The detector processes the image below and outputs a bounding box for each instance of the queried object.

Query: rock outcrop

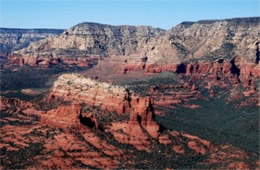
[40,104,101,129]
[129,94,160,138]
[122,57,260,88]
[108,95,160,151]
[48,73,132,114]
[40,104,82,128]
[0,97,32,110]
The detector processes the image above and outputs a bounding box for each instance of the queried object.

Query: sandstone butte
[47,73,160,139]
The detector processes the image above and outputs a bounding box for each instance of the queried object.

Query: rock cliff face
[48,73,132,114]
[10,23,164,67]
[9,17,259,68]
[143,17,259,64]
[123,57,260,87]
[23,23,164,56]
[40,104,82,128]
[0,28,64,54]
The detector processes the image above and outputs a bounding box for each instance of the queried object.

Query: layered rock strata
[9,23,164,67]
[123,57,260,88]
[142,17,259,64]
[9,17,259,68]
[48,74,132,114]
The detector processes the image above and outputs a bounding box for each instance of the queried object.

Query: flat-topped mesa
[48,73,160,137]
[47,73,153,115]
[48,73,131,114]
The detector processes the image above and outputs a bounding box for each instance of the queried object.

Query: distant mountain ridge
[144,16,259,64]
[15,23,165,57]
[0,28,64,54]
[5,16,260,67]
[180,17,259,26]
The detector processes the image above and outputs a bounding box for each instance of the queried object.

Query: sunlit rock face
[9,17,259,69]
[9,23,164,67]
[48,73,132,114]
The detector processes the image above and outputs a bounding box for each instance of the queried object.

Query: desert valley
[0,17,259,169]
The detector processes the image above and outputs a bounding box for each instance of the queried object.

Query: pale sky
[0,0,259,29]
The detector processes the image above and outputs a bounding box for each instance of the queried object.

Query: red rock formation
[108,95,160,151]
[7,54,97,68]
[40,104,82,128]
[61,57,92,67]
[120,57,260,91]
[40,103,100,129]
[0,97,32,110]
[47,74,161,150]
[130,94,160,138]
[122,64,146,74]
[159,134,172,145]
[0,110,122,169]
[1,92,256,168]
[145,64,178,73]
[109,121,152,152]
[48,73,161,122]
[47,74,132,114]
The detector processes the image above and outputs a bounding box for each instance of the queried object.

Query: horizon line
[0,16,259,30]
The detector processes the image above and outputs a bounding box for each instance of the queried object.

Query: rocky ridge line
[7,17,259,68]
[0,28,64,54]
